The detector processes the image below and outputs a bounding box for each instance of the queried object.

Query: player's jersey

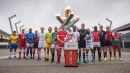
[19,33,26,43]
[78,29,87,41]
[112,34,121,45]
[38,32,46,42]
[34,34,39,43]
[58,30,68,42]
[92,31,100,42]
[86,33,94,45]
[46,32,52,44]
[99,30,106,42]
[9,35,19,44]
[105,31,112,41]
[69,31,80,42]
[52,32,58,43]
[26,32,35,43]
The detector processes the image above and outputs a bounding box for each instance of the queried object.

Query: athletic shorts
[52,44,58,49]
[93,42,100,47]
[78,40,86,48]
[19,42,26,47]
[38,41,46,48]
[106,40,112,46]
[10,44,18,49]
[100,41,106,47]
[113,45,120,49]
[34,42,38,48]
[46,43,52,49]
[27,43,34,48]
[86,45,93,49]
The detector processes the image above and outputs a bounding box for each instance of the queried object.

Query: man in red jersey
[57,25,68,64]
[105,26,114,61]
[112,31,122,60]
[92,26,101,62]
[18,29,26,59]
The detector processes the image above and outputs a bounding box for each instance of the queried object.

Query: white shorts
[52,44,58,49]
[86,45,93,49]
[93,42,100,47]
[38,41,46,48]
[27,43,34,47]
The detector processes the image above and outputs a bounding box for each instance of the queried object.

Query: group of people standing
[8,23,122,64]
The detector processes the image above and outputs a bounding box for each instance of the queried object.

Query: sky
[0,0,130,34]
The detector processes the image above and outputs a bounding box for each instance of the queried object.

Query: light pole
[9,15,16,34]
[19,25,25,33]
[15,21,21,34]
[106,18,112,29]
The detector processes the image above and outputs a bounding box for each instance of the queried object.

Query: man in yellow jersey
[9,31,19,59]
[45,27,52,61]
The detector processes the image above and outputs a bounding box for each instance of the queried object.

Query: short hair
[13,31,16,33]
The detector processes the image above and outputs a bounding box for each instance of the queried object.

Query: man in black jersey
[99,25,107,61]
[78,23,88,64]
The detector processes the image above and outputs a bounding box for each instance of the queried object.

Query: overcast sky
[0,0,130,34]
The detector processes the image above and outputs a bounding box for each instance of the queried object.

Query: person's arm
[77,32,80,42]
[8,36,11,44]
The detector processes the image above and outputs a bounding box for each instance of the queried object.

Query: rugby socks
[33,50,35,58]
[57,53,61,62]
[109,51,112,58]
[19,50,21,58]
[86,53,88,60]
[79,52,81,61]
[26,49,29,57]
[52,52,54,60]
[114,49,116,58]
[30,49,32,57]
[23,50,25,57]
[92,53,94,60]
[83,52,85,61]
[14,52,16,57]
[9,52,12,57]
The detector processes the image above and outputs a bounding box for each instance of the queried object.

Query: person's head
[35,30,38,35]
[114,31,118,34]
[72,25,76,32]
[61,25,65,30]
[81,23,85,29]
[106,26,110,31]
[87,28,91,33]
[94,26,97,31]
[99,25,103,31]
[21,29,25,33]
[29,28,32,33]
[40,27,44,33]
[54,26,58,32]
[13,31,16,36]
[48,27,52,32]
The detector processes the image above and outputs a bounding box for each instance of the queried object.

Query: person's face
[99,26,103,30]
[41,27,44,32]
[48,27,52,32]
[54,27,58,32]
[114,31,117,34]
[22,29,25,33]
[94,26,97,31]
[106,26,110,31]
[73,26,76,31]
[81,24,85,29]
[35,31,38,35]
[13,32,16,35]
[29,28,32,32]
[87,29,90,32]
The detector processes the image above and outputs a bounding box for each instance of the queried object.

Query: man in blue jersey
[85,29,95,63]
[26,28,35,59]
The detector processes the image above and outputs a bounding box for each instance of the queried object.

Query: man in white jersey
[85,29,94,63]
[37,27,46,61]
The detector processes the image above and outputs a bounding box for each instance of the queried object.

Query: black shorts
[105,40,112,46]
[100,41,106,47]
[34,42,38,48]
[78,40,86,48]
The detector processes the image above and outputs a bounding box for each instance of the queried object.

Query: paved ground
[0,48,130,73]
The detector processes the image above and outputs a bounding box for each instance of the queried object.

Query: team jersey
[78,29,87,41]
[92,31,100,42]
[46,32,52,43]
[9,35,19,44]
[99,30,106,42]
[69,31,80,42]
[58,30,68,42]
[34,34,39,43]
[86,33,94,45]
[26,32,35,43]
[112,34,121,45]
[105,31,112,41]
[19,33,26,43]
[52,32,58,43]
[38,32,46,42]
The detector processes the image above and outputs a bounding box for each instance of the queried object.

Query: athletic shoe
[51,59,54,63]
[56,61,60,64]
[8,57,11,59]
[14,56,16,59]
[25,57,29,60]
[83,60,88,64]
[104,57,108,61]
[119,58,123,61]
[110,58,114,61]
[45,58,49,61]
[77,60,81,65]
[92,59,95,63]
[37,57,41,61]
[19,57,21,60]
[23,57,26,59]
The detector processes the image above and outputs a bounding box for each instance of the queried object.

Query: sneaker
[56,61,60,64]
[19,57,21,60]
[77,60,81,65]
[51,59,54,63]
[110,58,114,61]
[8,57,11,59]
[119,58,123,61]
[92,59,95,63]
[14,56,16,59]
[45,58,49,61]
[37,57,41,61]
[98,58,101,62]
[30,56,33,59]
[104,57,108,61]
[83,60,88,64]
[25,57,29,60]
[23,56,26,59]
